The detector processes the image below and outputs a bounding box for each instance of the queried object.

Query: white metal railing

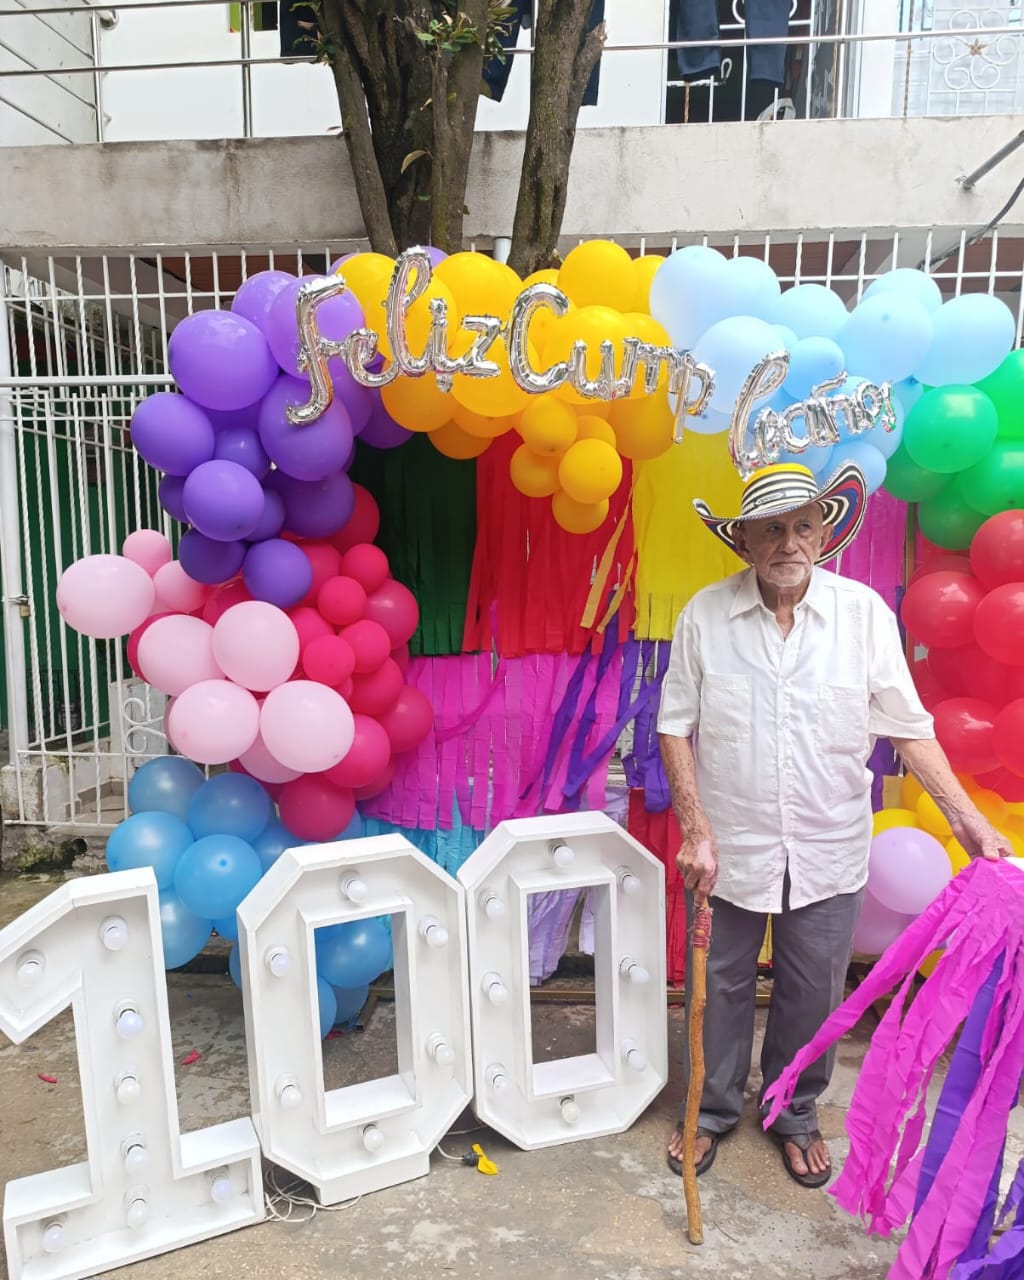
[2,0,1024,144]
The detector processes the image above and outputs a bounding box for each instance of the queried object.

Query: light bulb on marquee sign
[0,870,263,1280]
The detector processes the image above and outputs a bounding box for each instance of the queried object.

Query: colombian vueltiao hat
[692,461,868,565]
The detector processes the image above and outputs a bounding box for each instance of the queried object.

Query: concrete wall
[0,1,98,145]
[3,113,1023,252]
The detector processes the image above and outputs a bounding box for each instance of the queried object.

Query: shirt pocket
[700,674,753,744]
[816,683,869,755]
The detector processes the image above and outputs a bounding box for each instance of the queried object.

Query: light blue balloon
[128,757,204,822]
[864,268,943,313]
[317,977,337,1040]
[174,834,262,920]
[829,440,888,495]
[838,294,933,384]
[685,403,731,435]
[873,403,904,460]
[649,245,729,348]
[913,294,1016,387]
[777,442,836,476]
[252,818,303,874]
[332,983,370,1025]
[768,323,798,352]
[315,918,392,988]
[771,283,849,340]
[784,337,845,399]
[718,255,781,322]
[158,889,213,970]
[187,773,273,842]
[894,377,924,415]
[213,913,239,941]
[106,811,194,889]
[228,941,242,988]
[693,316,781,413]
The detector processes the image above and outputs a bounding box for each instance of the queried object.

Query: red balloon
[974,583,1024,666]
[330,484,381,553]
[377,685,434,754]
[391,643,410,674]
[995,699,1024,777]
[322,714,391,789]
[970,511,1024,589]
[339,618,392,673]
[127,611,172,679]
[348,657,403,716]
[910,554,972,586]
[932,697,998,774]
[340,543,390,594]
[278,774,355,841]
[318,575,367,627]
[901,571,985,649]
[302,635,356,686]
[288,605,334,652]
[353,759,395,801]
[975,765,1024,801]
[363,578,419,648]
[925,646,970,698]
[298,543,343,609]
[962,643,1024,706]
[201,578,251,625]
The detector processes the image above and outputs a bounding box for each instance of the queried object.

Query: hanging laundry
[668,0,792,87]
[483,0,605,107]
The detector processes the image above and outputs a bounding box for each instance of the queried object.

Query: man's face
[733,502,831,593]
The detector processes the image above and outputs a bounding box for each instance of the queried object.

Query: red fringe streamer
[626,789,686,986]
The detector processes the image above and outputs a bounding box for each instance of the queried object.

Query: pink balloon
[353,759,395,800]
[377,684,433,754]
[260,680,355,773]
[852,891,914,957]
[302,635,356,686]
[278,774,355,842]
[57,554,156,639]
[167,679,260,764]
[363,578,419,648]
[297,543,343,608]
[122,529,173,576]
[127,612,172,678]
[289,606,335,654]
[348,657,404,716]
[137,614,224,696]
[867,827,952,915]
[317,575,367,627]
[330,484,381,553]
[339,619,391,673]
[238,732,303,783]
[391,643,410,674]
[153,560,210,614]
[340,543,390,594]
[323,714,392,789]
[212,600,300,692]
[202,578,252,625]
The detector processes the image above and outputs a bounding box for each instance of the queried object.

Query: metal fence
[2,226,1023,830]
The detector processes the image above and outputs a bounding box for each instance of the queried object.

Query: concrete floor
[0,871,990,1280]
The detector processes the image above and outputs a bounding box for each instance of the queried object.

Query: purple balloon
[131,393,216,476]
[214,426,270,478]
[423,246,448,268]
[168,311,279,412]
[159,474,188,523]
[231,270,295,335]
[359,397,413,450]
[248,488,286,542]
[326,358,375,436]
[178,530,247,585]
[258,376,354,481]
[264,277,365,377]
[205,404,260,433]
[277,471,355,539]
[243,538,313,608]
[183,460,266,542]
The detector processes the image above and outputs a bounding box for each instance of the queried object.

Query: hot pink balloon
[277,774,355,842]
[260,680,355,773]
[377,684,433,754]
[323,714,392,789]
[122,529,173,577]
[353,759,395,801]
[212,600,300,692]
[339,619,391,673]
[153,560,210,614]
[363,579,419,648]
[57,554,155,639]
[348,658,403,716]
[201,578,252,625]
[167,679,260,764]
[317,575,367,627]
[238,732,303,784]
[137,614,224,696]
[340,543,390,594]
[298,543,343,609]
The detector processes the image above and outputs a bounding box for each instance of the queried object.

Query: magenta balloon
[276,470,356,539]
[359,397,413,449]
[131,393,216,476]
[57,554,156,639]
[214,425,270,478]
[137,614,224,696]
[264,277,365,377]
[852,891,914,957]
[230,270,295,334]
[242,538,314,608]
[178,530,247,585]
[168,311,279,412]
[248,488,286,542]
[183,460,267,542]
[867,827,952,915]
[159,474,188,522]
[258,376,354,481]
[167,678,261,764]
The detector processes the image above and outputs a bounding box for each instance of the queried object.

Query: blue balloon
[864,268,943,314]
[127,757,204,821]
[784,337,845,399]
[174,834,262,920]
[874,404,905,461]
[894,377,924,416]
[771,284,849,340]
[649,245,730,349]
[158,890,213,969]
[767,323,797,353]
[252,818,303,874]
[338,811,365,840]
[213,913,239,941]
[913,294,1016,388]
[693,316,781,413]
[187,773,273,842]
[718,255,781,322]
[829,440,888,495]
[685,403,731,436]
[838,294,933,384]
[316,977,338,1040]
[332,983,369,1025]
[106,811,194,889]
[228,941,242,988]
[315,918,392,988]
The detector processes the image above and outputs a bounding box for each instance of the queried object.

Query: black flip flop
[772,1128,832,1189]
[666,1122,719,1178]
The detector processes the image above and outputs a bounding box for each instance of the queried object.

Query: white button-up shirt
[657,567,934,913]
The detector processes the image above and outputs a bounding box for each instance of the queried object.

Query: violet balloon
[359,397,413,449]
[230,270,295,335]
[868,827,952,916]
[277,470,356,539]
[131,393,215,476]
[326,357,375,435]
[243,538,313,608]
[264,277,365,377]
[183,460,267,542]
[214,425,270,478]
[159,474,188,522]
[168,311,279,412]
[248,488,286,542]
[258,376,354,481]
[178,530,247,585]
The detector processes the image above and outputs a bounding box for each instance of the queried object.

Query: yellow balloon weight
[609,393,674,461]
[630,254,665,313]
[428,420,491,460]
[510,444,561,498]
[900,773,924,811]
[576,415,617,446]
[558,438,624,504]
[381,375,452,433]
[452,405,518,439]
[872,808,919,836]
[541,306,632,407]
[451,336,533,417]
[557,240,636,313]
[519,397,578,455]
[551,491,610,535]
[916,792,952,839]
[965,786,1009,827]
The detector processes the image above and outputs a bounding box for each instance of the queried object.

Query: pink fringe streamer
[831,490,908,609]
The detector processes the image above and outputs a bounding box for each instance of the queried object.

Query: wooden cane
[682,891,713,1246]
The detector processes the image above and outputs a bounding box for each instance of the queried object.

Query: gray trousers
[680,877,863,1138]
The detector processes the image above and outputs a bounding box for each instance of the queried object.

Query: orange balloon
[576,415,617,446]
[510,444,561,498]
[428,421,491,460]
[451,336,532,417]
[434,253,522,354]
[609,394,674,461]
[541,306,631,408]
[551,491,610,535]
[452,405,518,439]
[519,397,578,455]
[381,375,452,433]
[557,240,635,312]
[622,312,672,398]
[630,254,665,313]
[965,786,1009,827]
[558,438,624,504]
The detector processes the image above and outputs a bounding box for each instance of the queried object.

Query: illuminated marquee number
[0,870,263,1280]
[237,834,472,1204]
[458,813,667,1150]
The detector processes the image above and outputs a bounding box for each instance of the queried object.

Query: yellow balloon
[946,836,973,875]
[380,375,451,433]
[452,405,518,439]
[581,400,611,421]
[519,397,578,455]
[872,808,919,836]
[576,415,617,446]
[900,774,924,811]
[434,253,522,354]
[551,491,610,535]
[428,420,491,460]
[630,254,665,313]
[1005,813,1024,840]
[916,792,952,839]
[609,393,674,461]
[918,950,944,979]
[541,306,632,407]
[965,786,1009,827]
[558,438,624,504]
[451,336,532,417]
[557,240,636,313]
[622,312,672,398]
[510,444,561,498]
[524,269,559,289]
[336,253,457,363]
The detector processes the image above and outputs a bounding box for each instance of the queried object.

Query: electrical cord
[920,170,1024,272]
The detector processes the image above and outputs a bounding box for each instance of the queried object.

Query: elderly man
[658,461,1010,1188]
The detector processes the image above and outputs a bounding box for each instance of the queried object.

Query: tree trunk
[507,0,605,277]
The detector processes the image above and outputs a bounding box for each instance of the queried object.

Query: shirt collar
[729,567,829,619]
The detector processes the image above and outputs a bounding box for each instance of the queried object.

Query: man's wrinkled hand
[676,834,719,899]
[950,809,1014,862]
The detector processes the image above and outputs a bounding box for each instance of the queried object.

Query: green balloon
[917,488,988,550]
[956,442,1024,515]
[976,348,1024,439]
[902,385,999,473]
[882,445,949,502]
